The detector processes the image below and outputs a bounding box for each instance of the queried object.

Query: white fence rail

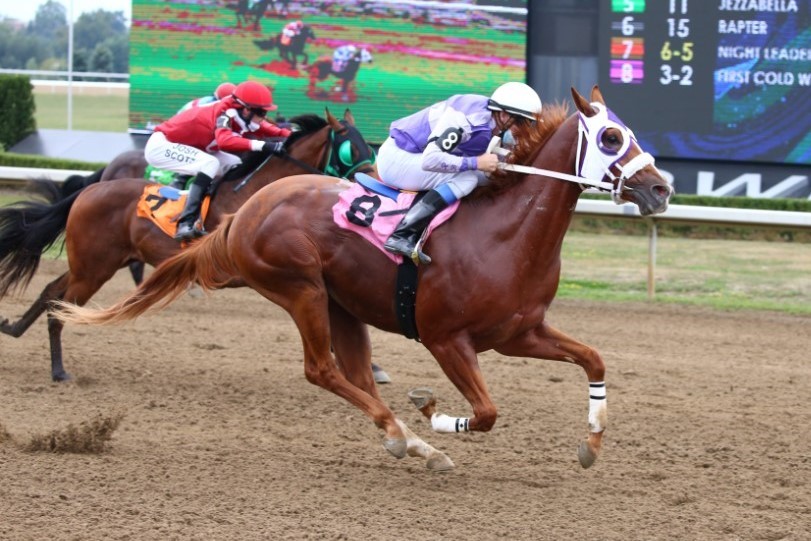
[1,167,809,298]
[575,198,810,298]
[0,166,92,182]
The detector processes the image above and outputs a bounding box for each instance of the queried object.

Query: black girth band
[395,259,420,341]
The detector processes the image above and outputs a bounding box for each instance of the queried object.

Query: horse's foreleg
[0,273,70,381]
[413,338,498,435]
[128,261,145,285]
[495,322,606,468]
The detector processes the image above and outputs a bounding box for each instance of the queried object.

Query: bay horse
[0,110,376,383]
[234,0,272,31]
[54,86,673,471]
[254,24,315,69]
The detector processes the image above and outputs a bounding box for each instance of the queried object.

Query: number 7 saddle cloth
[136,184,212,239]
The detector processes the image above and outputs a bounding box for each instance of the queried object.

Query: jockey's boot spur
[174,173,212,242]
[384,189,449,264]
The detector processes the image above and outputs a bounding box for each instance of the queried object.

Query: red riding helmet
[233,81,278,111]
[215,82,236,100]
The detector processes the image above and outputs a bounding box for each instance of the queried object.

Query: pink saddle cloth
[332,180,459,264]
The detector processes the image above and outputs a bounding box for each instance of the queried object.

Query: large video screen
[598,0,811,166]
[129,0,528,144]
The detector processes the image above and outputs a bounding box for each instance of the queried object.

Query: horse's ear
[571,87,597,116]
[343,108,356,126]
[590,85,606,106]
[325,107,341,130]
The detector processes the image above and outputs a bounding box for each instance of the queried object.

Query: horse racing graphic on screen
[129,0,528,144]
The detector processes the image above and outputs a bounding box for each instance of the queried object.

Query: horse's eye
[599,129,622,153]
[338,140,354,166]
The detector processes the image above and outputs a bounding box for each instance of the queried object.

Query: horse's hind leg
[328,300,451,470]
[0,273,71,381]
[255,278,407,458]
[328,300,377,397]
[495,321,607,469]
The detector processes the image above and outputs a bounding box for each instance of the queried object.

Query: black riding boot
[384,189,449,264]
[174,173,213,242]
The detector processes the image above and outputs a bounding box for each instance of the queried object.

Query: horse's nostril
[653,184,672,199]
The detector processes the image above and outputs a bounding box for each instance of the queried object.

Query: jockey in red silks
[281,19,304,45]
[144,80,292,241]
[377,81,543,263]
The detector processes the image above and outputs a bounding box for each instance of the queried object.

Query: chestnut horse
[55,87,673,471]
[0,110,376,383]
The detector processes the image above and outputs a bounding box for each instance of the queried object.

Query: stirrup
[412,233,432,265]
[174,221,204,241]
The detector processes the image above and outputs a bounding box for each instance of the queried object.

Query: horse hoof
[186,285,205,299]
[426,451,455,472]
[383,437,407,459]
[407,387,434,410]
[577,440,599,469]
[52,371,72,383]
[372,364,391,384]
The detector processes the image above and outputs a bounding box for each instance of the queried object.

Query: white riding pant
[144,131,241,179]
[376,137,486,200]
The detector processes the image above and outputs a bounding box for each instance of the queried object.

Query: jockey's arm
[420,109,477,174]
[254,119,292,139]
[215,126,262,153]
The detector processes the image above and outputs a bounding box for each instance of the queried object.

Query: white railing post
[646,218,658,299]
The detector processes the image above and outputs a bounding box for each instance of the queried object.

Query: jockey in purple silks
[377,82,543,263]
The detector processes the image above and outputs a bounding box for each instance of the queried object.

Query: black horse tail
[61,167,105,198]
[25,167,105,204]
[0,189,83,298]
[55,214,241,326]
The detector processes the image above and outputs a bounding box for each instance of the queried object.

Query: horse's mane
[285,114,328,147]
[471,102,571,200]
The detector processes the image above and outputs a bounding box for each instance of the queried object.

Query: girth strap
[395,259,420,341]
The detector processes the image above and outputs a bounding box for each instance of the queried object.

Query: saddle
[136,185,212,239]
[331,173,459,264]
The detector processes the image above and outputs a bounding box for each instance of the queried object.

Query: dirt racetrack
[1,259,808,540]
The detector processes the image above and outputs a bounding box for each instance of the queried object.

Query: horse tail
[0,189,82,298]
[25,167,106,204]
[63,166,105,197]
[55,214,241,326]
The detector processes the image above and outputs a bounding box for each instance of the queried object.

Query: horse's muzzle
[627,178,674,216]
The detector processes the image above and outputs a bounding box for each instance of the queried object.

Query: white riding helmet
[487,82,542,121]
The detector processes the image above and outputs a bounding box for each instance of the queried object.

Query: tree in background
[0,3,128,76]
[74,9,128,74]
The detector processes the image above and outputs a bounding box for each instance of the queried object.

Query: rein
[233,120,376,193]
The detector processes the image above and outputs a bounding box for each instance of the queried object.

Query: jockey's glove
[262,141,285,155]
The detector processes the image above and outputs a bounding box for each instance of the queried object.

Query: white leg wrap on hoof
[588,381,607,433]
[431,413,470,433]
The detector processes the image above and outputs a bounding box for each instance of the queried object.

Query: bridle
[322,120,377,179]
[574,102,656,203]
[493,102,658,204]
